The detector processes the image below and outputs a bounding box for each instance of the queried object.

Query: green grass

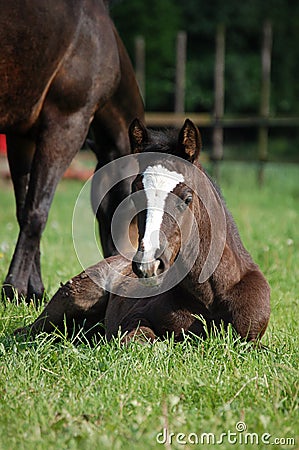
[0,161,298,449]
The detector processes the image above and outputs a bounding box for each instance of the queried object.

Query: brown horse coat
[16,120,270,343]
[1,0,144,302]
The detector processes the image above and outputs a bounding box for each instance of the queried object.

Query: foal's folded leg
[14,271,108,339]
[14,255,128,340]
[121,326,156,345]
[225,269,271,341]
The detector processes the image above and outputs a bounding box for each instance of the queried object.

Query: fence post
[175,31,187,115]
[135,35,146,104]
[258,20,272,187]
[212,24,225,182]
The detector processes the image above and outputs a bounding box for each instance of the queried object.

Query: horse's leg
[106,308,157,344]
[27,249,44,301]
[91,104,142,257]
[3,107,91,301]
[91,30,144,257]
[224,270,271,341]
[105,293,157,344]
[91,124,135,257]
[5,135,44,301]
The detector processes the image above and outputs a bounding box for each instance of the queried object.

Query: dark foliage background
[111,0,299,116]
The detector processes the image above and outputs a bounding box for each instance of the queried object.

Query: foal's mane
[145,128,180,154]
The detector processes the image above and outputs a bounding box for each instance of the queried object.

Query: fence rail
[136,21,299,184]
[145,113,299,129]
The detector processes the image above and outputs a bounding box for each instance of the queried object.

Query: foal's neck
[180,168,226,306]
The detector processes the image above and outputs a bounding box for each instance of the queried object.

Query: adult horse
[1,0,144,302]
[15,119,271,343]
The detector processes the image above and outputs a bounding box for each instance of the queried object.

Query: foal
[15,120,270,343]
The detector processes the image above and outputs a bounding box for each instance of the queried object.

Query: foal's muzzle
[132,251,169,279]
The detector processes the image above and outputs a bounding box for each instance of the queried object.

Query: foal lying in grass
[16,119,270,343]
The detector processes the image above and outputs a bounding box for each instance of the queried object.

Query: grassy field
[0,160,298,449]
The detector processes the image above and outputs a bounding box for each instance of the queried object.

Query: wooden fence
[135,22,299,184]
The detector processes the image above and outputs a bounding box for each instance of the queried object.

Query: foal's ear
[178,119,202,162]
[129,118,148,153]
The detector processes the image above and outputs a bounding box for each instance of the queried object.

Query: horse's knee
[226,270,270,341]
[24,209,47,238]
[236,291,270,340]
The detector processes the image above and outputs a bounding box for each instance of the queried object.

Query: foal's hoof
[121,327,156,345]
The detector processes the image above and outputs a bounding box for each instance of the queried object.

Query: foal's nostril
[132,250,169,278]
[132,259,166,278]
[132,260,143,278]
[154,258,165,276]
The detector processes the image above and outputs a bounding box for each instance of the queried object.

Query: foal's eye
[184,195,193,205]
[177,194,193,212]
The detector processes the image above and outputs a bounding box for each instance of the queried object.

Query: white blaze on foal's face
[141,164,184,260]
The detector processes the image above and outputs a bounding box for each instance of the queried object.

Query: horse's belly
[0,69,60,132]
[0,0,81,131]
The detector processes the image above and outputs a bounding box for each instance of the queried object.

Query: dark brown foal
[15,120,270,344]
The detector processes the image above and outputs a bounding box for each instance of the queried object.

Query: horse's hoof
[1,283,20,303]
[1,282,45,306]
[14,326,29,337]
[25,290,46,307]
[27,278,45,306]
